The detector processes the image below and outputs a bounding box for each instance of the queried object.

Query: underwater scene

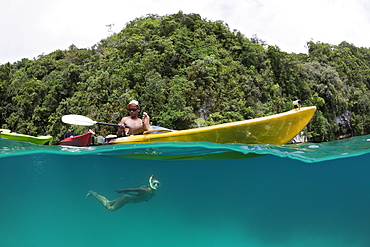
[1,135,370,247]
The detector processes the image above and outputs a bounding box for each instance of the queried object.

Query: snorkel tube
[149,175,161,190]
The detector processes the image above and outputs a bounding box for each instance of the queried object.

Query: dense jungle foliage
[1,12,370,144]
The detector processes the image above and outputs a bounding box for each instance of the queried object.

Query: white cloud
[1,0,369,64]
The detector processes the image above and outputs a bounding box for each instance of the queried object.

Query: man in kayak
[116,100,152,137]
[86,175,161,212]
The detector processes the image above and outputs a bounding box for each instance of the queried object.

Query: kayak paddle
[62,114,128,127]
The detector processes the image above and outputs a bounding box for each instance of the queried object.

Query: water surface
[1,135,370,247]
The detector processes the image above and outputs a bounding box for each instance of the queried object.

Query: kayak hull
[110,106,316,145]
[0,131,52,145]
[60,132,93,147]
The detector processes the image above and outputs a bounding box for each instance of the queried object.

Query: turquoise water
[1,135,370,247]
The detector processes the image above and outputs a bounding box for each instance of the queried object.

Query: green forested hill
[1,12,369,143]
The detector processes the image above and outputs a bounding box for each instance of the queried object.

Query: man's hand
[142,112,149,119]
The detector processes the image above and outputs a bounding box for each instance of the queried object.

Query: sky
[1,0,370,64]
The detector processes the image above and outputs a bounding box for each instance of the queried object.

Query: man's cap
[128,100,139,106]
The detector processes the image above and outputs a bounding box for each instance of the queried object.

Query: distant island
[1,12,369,143]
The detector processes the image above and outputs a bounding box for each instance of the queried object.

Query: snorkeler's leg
[86,190,97,198]
[87,190,131,211]
[107,194,132,211]
[86,190,115,210]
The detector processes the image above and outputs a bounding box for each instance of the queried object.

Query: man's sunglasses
[127,108,138,111]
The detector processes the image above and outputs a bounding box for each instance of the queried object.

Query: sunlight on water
[1,135,370,247]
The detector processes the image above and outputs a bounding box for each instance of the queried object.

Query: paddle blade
[62,115,97,126]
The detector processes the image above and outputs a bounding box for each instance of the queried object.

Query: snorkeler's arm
[115,187,149,193]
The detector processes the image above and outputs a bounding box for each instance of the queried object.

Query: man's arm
[142,112,152,131]
[117,118,128,137]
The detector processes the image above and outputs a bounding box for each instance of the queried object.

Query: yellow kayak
[110,106,316,145]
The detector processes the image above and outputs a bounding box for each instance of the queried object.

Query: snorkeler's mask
[149,175,161,190]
